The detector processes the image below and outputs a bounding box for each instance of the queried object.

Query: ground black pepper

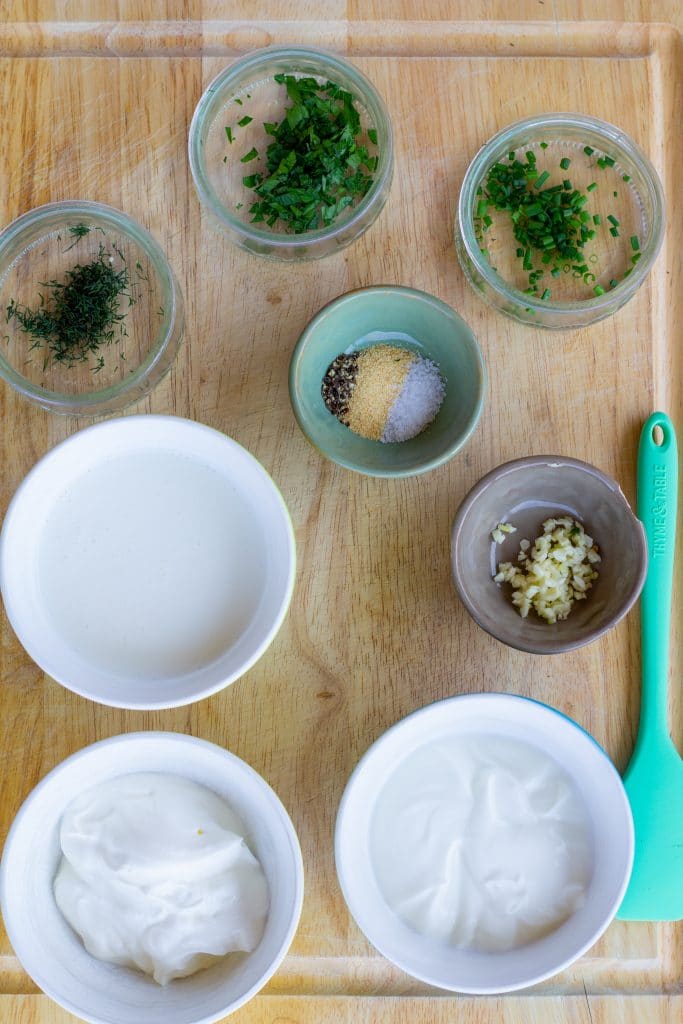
[321,353,358,425]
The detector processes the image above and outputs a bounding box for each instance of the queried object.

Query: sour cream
[54,773,269,984]
[370,735,593,952]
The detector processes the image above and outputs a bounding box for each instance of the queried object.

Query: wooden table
[0,2,681,1022]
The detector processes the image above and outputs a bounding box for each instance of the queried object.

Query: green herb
[593,213,601,225]
[540,141,548,149]
[225,126,234,144]
[540,287,551,300]
[6,245,130,370]
[62,223,91,252]
[610,278,619,287]
[594,284,605,295]
[607,214,619,226]
[623,173,631,182]
[586,181,597,192]
[583,145,594,156]
[237,115,253,127]
[609,226,620,237]
[234,97,243,105]
[559,157,571,170]
[241,147,259,163]
[630,234,640,250]
[239,74,378,233]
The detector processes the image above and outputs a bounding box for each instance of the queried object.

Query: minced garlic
[493,516,600,624]
[491,522,517,544]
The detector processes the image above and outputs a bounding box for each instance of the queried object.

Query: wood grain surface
[0,3,681,1023]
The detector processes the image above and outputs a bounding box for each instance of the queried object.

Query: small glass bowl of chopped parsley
[189,45,394,260]
[455,113,664,329]
[0,201,184,414]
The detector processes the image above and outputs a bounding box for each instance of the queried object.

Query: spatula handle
[637,412,678,743]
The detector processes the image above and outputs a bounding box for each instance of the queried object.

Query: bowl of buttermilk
[0,415,296,708]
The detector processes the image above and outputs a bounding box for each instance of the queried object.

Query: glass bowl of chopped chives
[0,201,184,415]
[455,113,665,329]
[188,46,394,260]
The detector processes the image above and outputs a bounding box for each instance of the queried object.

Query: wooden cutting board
[0,3,681,1022]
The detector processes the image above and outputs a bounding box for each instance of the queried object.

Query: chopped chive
[540,141,548,149]
[483,214,493,227]
[551,267,561,277]
[563,179,572,190]
[584,145,594,156]
[476,199,488,217]
[368,128,378,146]
[234,97,243,105]
[225,126,234,144]
[604,155,616,167]
[594,284,605,296]
[583,272,596,284]
[610,279,618,287]
[613,190,618,197]
[593,214,602,225]
[541,288,551,301]
[223,155,227,162]
[622,173,631,182]
[237,115,253,127]
[534,170,550,189]
[508,150,516,161]
[632,252,641,263]
[516,247,525,258]
[240,147,259,163]
[586,181,597,192]
[607,214,619,226]
[630,234,640,250]
[609,226,619,237]
[560,157,571,170]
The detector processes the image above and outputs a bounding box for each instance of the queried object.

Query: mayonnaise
[54,773,269,984]
[370,735,593,952]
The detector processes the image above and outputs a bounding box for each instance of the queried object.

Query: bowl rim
[334,691,635,994]
[0,415,297,708]
[456,111,666,317]
[0,200,184,414]
[450,454,648,654]
[0,731,305,1024]
[188,44,394,249]
[288,284,487,478]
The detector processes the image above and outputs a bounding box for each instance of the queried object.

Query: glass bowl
[455,113,665,329]
[189,45,394,260]
[0,201,184,415]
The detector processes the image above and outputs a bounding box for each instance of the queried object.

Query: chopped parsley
[234,74,378,233]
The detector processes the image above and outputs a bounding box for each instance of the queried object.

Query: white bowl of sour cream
[335,693,634,994]
[0,732,304,1024]
[0,415,296,709]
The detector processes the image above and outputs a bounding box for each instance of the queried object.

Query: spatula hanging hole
[652,424,664,446]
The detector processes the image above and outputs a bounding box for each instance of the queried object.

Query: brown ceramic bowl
[451,456,647,654]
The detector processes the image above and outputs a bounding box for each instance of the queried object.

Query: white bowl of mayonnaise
[0,415,296,709]
[0,732,304,1024]
[335,693,633,994]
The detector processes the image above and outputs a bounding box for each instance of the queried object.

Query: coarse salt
[381,357,445,443]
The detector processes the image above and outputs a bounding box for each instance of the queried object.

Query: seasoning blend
[322,343,445,443]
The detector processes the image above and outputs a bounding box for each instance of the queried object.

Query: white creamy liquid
[370,735,593,952]
[38,451,266,678]
[54,773,269,985]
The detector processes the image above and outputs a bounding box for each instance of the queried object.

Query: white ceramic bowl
[335,693,634,994]
[0,415,296,709]
[0,732,304,1024]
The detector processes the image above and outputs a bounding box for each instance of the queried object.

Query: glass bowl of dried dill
[189,46,394,260]
[455,113,665,329]
[0,201,184,414]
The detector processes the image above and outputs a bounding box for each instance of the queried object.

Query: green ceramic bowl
[289,286,486,478]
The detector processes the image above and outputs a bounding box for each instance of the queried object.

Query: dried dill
[6,245,130,370]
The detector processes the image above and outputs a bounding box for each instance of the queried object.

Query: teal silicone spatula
[618,411,683,920]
